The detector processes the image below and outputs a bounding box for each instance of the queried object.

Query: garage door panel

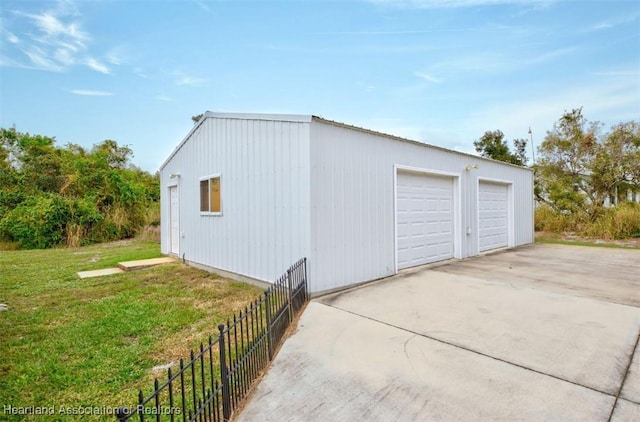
[397,172,454,269]
[412,223,427,235]
[397,222,410,238]
[479,182,509,252]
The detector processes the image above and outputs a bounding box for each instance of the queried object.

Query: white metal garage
[478,181,510,252]
[396,171,455,269]
[161,112,534,294]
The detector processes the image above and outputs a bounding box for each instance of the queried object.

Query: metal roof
[160,112,532,172]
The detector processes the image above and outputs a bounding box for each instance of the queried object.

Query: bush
[534,205,579,232]
[84,203,145,244]
[66,197,103,247]
[0,129,160,249]
[145,200,161,227]
[581,203,640,239]
[0,194,70,248]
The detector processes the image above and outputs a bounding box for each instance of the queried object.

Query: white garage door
[479,181,509,252]
[397,172,454,269]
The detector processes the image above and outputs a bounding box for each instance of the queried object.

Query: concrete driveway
[237,244,640,421]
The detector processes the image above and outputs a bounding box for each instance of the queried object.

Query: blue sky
[1,0,638,172]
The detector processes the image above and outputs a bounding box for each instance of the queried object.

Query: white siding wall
[161,113,533,295]
[309,119,534,293]
[161,116,311,283]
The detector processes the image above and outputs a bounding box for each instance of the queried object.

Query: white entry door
[397,172,455,269]
[478,181,509,252]
[169,185,179,255]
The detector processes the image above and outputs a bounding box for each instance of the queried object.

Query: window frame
[199,173,222,216]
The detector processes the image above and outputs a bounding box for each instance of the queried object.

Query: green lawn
[0,239,263,420]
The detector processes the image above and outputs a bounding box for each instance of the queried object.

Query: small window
[200,175,221,214]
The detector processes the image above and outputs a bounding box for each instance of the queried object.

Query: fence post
[303,258,308,301]
[115,407,129,422]
[265,289,273,361]
[287,267,293,323]
[218,324,231,421]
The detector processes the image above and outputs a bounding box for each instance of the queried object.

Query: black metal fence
[116,258,308,422]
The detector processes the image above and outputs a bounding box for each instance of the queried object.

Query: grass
[0,239,263,421]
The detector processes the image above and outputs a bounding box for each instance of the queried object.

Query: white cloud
[587,14,639,32]
[24,46,63,71]
[356,81,376,92]
[0,54,22,68]
[3,1,118,74]
[85,58,110,74]
[155,94,173,102]
[54,48,74,66]
[133,67,148,78]
[26,11,89,49]
[176,75,207,86]
[7,32,19,44]
[70,89,113,96]
[421,47,575,80]
[106,46,125,65]
[414,71,442,83]
[593,70,639,77]
[193,0,211,12]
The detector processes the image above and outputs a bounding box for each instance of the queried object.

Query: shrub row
[535,202,640,239]
[1,128,159,249]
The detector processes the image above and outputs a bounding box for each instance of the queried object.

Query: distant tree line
[0,127,159,249]
[475,108,640,238]
[535,108,639,213]
[475,108,640,213]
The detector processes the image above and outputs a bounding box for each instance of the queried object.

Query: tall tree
[590,121,640,205]
[474,130,528,166]
[512,138,528,166]
[536,108,601,212]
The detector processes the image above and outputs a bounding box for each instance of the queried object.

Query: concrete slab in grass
[78,268,124,279]
[117,257,175,271]
[78,257,175,279]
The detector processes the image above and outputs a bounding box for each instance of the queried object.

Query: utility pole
[528,127,535,165]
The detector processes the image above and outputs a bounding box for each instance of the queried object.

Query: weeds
[535,202,640,239]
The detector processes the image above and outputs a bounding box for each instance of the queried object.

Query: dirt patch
[535,231,640,248]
